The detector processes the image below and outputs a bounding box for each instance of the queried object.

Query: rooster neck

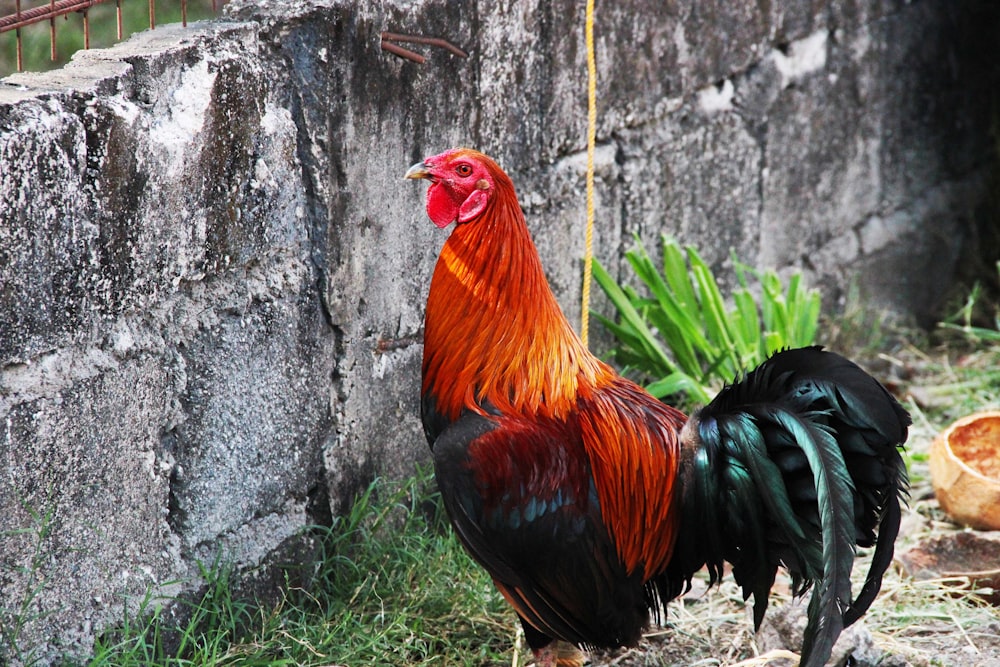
[423,191,611,424]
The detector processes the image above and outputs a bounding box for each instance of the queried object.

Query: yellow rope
[580,0,597,348]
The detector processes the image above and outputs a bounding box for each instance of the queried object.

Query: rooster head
[405,148,506,228]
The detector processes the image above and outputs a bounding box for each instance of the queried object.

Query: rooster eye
[455,164,473,177]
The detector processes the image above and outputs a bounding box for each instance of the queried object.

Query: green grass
[88,469,514,667]
[1,1,220,76]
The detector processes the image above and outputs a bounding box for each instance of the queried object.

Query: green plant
[593,235,821,406]
[939,260,1000,344]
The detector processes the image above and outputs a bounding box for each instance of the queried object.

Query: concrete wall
[0,0,996,661]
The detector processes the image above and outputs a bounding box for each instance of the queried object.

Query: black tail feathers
[661,346,910,667]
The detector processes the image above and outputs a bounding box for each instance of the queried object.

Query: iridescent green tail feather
[660,347,909,667]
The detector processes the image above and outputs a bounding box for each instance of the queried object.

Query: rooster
[406,148,909,667]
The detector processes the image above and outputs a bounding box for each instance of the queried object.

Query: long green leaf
[629,246,709,341]
[626,246,715,374]
[688,252,740,376]
[732,289,761,362]
[645,372,713,403]
[592,259,677,375]
[660,238,701,322]
[644,306,703,377]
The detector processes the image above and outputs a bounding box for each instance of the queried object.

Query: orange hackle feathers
[421,151,612,422]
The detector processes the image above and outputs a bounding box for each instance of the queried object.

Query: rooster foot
[530,645,556,667]
[531,640,585,667]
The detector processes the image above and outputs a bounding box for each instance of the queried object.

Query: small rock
[758,600,897,666]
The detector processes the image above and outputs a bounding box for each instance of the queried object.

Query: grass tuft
[88,468,513,666]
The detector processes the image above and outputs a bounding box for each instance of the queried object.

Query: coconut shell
[930,411,1000,531]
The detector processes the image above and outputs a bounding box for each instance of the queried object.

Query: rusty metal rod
[15,0,23,70]
[381,31,468,58]
[49,0,56,62]
[1,0,231,34]
[0,0,103,33]
[3,0,231,72]
[380,39,425,65]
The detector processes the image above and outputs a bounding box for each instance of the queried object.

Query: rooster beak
[404,161,432,180]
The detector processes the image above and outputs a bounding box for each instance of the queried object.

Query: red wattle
[426,183,458,228]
